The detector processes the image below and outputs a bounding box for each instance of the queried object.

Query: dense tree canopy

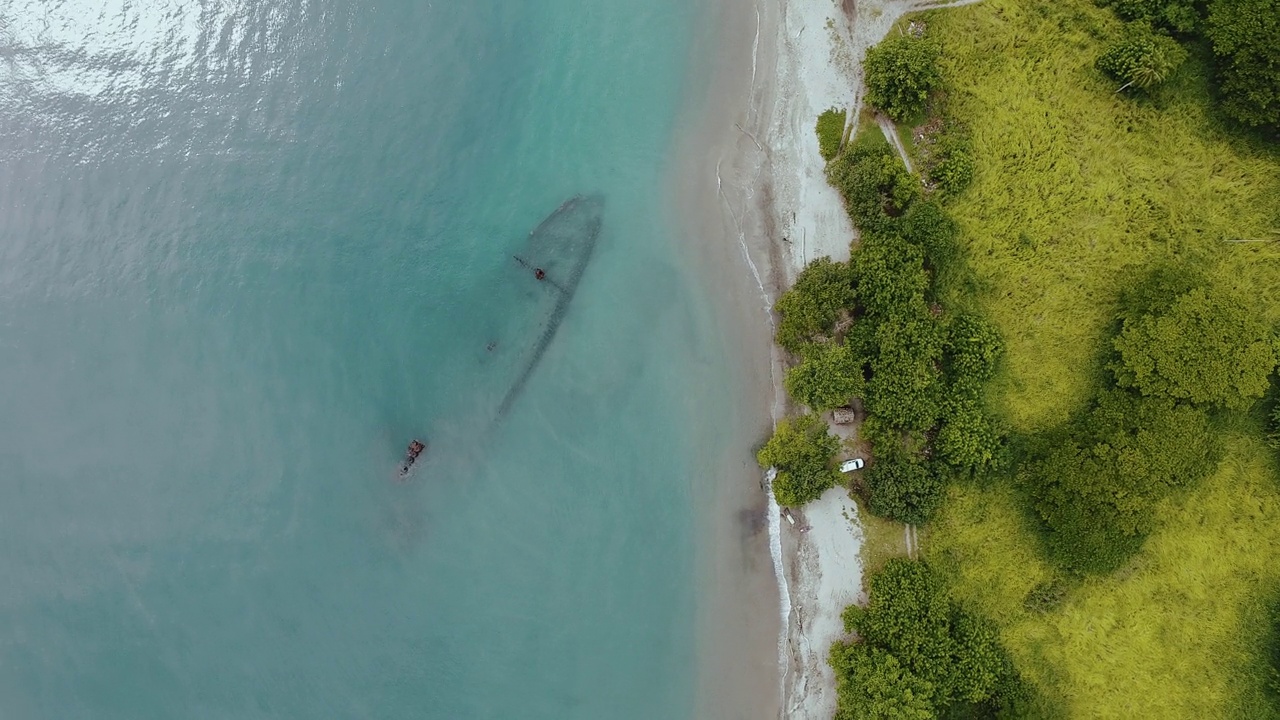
[1112,285,1276,409]
[827,142,921,235]
[864,313,946,432]
[757,413,842,506]
[1103,0,1201,33]
[1026,391,1223,573]
[864,35,944,122]
[774,257,857,354]
[855,233,930,318]
[1206,0,1280,130]
[832,560,1023,718]
[786,341,866,411]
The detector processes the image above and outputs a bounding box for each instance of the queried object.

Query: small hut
[832,407,857,425]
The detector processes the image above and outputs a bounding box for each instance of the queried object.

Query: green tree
[816,107,848,161]
[785,340,866,411]
[1026,391,1223,573]
[1097,27,1188,92]
[936,397,1002,473]
[864,35,944,121]
[944,314,1004,396]
[827,142,921,235]
[830,643,937,720]
[863,421,947,524]
[1206,0,1280,129]
[1112,285,1277,409]
[757,413,842,506]
[864,313,946,432]
[1103,0,1202,34]
[855,233,930,318]
[774,257,857,354]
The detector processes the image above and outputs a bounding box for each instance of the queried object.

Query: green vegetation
[1205,0,1280,129]
[827,140,920,236]
[1096,26,1187,92]
[863,34,943,122]
[1112,282,1277,409]
[757,413,841,507]
[862,420,946,525]
[1023,390,1223,573]
[785,341,864,411]
[773,257,856,354]
[831,560,1030,719]
[816,107,848,161]
[903,0,1280,712]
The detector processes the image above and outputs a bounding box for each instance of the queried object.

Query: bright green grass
[915,0,1280,715]
[923,0,1280,430]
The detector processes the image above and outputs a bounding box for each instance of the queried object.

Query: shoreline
[673,0,978,717]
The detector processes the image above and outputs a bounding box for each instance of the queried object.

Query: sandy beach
[674,0,964,717]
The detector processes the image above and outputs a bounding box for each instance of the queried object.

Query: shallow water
[0,1,739,717]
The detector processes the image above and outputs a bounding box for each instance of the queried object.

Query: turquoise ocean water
[0,1,738,717]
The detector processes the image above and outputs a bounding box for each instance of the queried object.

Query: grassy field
[912,0,1280,715]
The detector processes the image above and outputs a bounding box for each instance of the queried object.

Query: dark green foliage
[936,398,1002,474]
[830,644,936,720]
[1096,25,1188,91]
[1205,0,1280,129]
[1112,284,1277,410]
[758,413,842,506]
[864,35,944,121]
[927,132,975,196]
[832,560,1021,718]
[865,312,946,432]
[1022,578,1071,614]
[855,233,930,318]
[786,341,866,411]
[816,107,848,161]
[864,420,948,524]
[900,200,961,279]
[827,141,921,235]
[1101,0,1201,34]
[1024,391,1223,573]
[944,315,1004,395]
[774,257,857,354]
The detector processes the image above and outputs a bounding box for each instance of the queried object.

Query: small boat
[399,439,427,478]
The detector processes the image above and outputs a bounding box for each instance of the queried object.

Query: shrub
[927,132,975,196]
[1025,391,1223,573]
[816,107,847,161]
[1112,284,1277,410]
[1102,0,1201,33]
[855,232,930,318]
[1096,26,1188,92]
[774,257,857,353]
[786,341,866,411]
[833,560,1019,716]
[944,314,1004,396]
[936,397,1002,474]
[864,34,944,122]
[827,141,921,235]
[863,421,948,524]
[864,312,946,432]
[1205,0,1280,130]
[757,413,842,506]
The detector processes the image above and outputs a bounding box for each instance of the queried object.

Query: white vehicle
[840,458,865,473]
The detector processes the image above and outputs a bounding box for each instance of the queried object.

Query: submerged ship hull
[496,194,604,416]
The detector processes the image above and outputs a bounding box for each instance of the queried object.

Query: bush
[758,413,842,506]
[944,314,1004,396]
[863,421,948,524]
[864,34,944,122]
[833,560,1020,717]
[864,312,946,432]
[816,107,848,161]
[1205,0,1280,130]
[786,341,866,411]
[855,232,930,318]
[1102,0,1201,33]
[1097,26,1188,92]
[936,397,1002,474]
[774,257,857,353]
[927,132,975,196]
[1025,391,1223,573]
[1112,284,1277,410]
[827,141,921,235]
